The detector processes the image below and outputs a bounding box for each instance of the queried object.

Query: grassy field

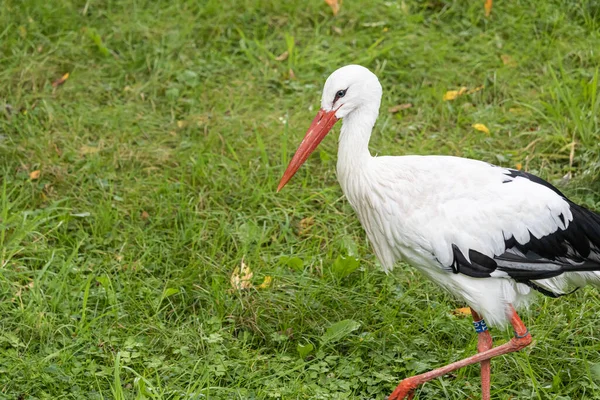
[2,0,600,398]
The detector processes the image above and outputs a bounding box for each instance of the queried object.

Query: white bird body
[331,69,600,327]
[280,64,600,327]
[339,153,600,326]
[278,64,600,398]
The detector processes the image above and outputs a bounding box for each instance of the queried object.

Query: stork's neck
[337,105,378,172]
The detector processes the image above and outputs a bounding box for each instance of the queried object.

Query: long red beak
[277,108,339,191]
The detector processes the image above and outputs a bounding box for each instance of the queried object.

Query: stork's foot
[388,305,531,400]
[387,377,417,399]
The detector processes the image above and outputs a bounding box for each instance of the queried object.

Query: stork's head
[277,65,382,191]
[320,64,382,118]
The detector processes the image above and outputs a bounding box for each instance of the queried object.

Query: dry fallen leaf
[288,68,296,80]
[472,123,490,134]
[388,103,413,113]
[443,87,468,101]
[29,170,40,180]
[52,72,70,88]
[452,307,472,317]
[275,51,289,61]
[299,216,315,236]
[501,54,517,67]
[484,0,493,17]
[230,259,254,291]
[324,0,341,15]
[257,276,273,289]
[141,210,150,220]
[79,145,100,155]
[444,86,484,101]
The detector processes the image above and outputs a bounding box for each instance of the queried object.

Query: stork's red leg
[389,306,531,400]
[471,308,493,400]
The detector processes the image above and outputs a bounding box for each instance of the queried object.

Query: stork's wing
[449,170,600,294]
[365,156,600,297]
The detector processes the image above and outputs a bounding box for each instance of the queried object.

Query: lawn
[2,0,600,399]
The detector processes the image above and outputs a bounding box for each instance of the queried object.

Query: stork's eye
[333,89,347,104]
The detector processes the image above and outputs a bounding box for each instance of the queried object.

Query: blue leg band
[473,319,488,333]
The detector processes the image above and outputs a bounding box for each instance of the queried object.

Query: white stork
[277,65,600,399]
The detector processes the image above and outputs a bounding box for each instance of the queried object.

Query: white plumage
[280,64,600,327]
[341,154,584,326]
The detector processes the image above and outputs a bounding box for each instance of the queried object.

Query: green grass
[2,0,600,398]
